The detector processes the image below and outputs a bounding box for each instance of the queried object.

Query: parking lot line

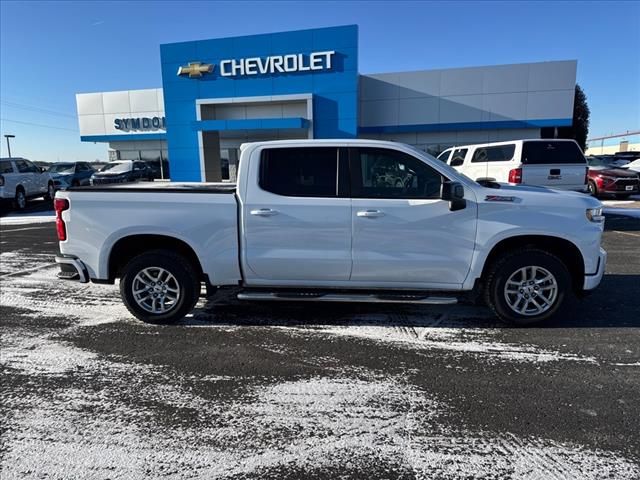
[0,263,57,278]
[613,230,640,238]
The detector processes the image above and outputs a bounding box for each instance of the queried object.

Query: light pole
[4,134,15,158]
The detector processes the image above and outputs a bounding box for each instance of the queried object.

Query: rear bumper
[55,254,89,283]
[583,248,607,291]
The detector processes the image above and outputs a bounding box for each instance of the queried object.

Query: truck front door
[350,147,477,287]
[242,147,352,283]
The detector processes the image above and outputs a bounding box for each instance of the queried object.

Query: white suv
[0,158,55,210]
[437,139,588,192]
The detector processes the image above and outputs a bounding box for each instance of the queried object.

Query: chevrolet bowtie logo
[177,62,214,78]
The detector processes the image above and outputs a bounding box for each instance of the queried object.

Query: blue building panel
[160,25,359,181]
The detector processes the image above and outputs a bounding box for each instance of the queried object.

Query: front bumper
[583,247,607,290]
[55,254,89,283]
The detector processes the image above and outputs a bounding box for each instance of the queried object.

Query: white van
[437,139,588,192]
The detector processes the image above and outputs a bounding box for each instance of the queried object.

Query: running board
[236,292,457,305]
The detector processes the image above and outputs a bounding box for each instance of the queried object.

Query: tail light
[54,198,69,241]
[508,168,522,184]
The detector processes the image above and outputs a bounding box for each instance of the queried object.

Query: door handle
[356,209,385,218]
[250,208,279,217]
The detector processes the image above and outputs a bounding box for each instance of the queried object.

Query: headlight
[597,175,615,183]
[586,207,604,223]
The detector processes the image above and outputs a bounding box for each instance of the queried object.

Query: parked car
[55,139,606,327]
[587,156,639,198]
[438,139,588,192]
[0,157,54,210]
[586,155,629,168]
[90,160,152,185]
[622,159,640,174]
[48,162,95,190]
[144,159,170,180]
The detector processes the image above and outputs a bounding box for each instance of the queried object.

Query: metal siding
[359,60,576,135]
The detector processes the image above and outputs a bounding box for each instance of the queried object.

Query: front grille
[614,178,639,191]
[615,178,639,186]
[93,177,121,185]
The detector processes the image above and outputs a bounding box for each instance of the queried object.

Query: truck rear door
[241,146,352,283]
[521,141,587,190]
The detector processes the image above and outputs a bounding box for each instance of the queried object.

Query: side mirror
[38,167,45,173]
[441,181,466,211]
[450,158,464,167]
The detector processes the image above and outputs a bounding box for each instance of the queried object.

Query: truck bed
[70,182,237,194]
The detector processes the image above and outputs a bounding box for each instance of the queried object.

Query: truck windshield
[49,163,75,173]
[100,162,132,173]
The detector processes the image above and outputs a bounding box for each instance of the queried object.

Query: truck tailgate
[522,163,587,189]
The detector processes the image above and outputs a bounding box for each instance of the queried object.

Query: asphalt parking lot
[1,203,639,479]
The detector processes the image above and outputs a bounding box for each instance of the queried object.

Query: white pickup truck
[55,140,607,325]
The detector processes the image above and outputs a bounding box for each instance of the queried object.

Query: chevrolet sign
[176,51,335,79]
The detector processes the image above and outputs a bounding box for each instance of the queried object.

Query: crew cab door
[350,147,477,287]
[242,146,352,282]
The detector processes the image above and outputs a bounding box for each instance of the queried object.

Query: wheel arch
[107,234,204,283]
[480,235,585,293]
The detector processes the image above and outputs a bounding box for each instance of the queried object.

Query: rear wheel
[483,248,571,325]
[587,180,598,197]
[14,187,26,210]
[120,250,201,324]
[44,182,55,201]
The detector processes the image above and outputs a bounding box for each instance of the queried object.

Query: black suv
[90,161,152,185]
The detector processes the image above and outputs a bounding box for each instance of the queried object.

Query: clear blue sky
[1,0,638,162]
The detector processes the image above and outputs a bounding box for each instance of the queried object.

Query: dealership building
[76,25,578,182]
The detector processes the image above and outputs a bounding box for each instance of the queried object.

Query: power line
[0,100,77,119]
[0,118,79,132]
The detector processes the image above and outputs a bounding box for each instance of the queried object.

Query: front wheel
[44,182,55,201]
[120,250,201,324]
[483,249,571,326]
[587,180,598,197]
[14,188,26,210]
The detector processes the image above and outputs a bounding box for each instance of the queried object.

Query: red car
[587,157,639,199]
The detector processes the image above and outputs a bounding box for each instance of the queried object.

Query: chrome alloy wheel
[132,267,181,314]
[503,266,558,316]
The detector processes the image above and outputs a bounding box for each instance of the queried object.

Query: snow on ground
[2,246,639,478]
[0,214,55,225]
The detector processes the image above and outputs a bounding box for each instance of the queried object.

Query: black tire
[120,249,201,324]
[44,182,55,201]
[587,180,598,197]
[72,180,80,187]
[14,187,26,210]
[483,248,572,326]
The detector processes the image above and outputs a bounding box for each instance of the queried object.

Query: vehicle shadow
[604,213,640,231]
[183,274,640,330]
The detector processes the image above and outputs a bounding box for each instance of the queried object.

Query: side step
[236,292,457,305]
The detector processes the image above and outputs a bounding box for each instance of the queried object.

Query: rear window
[260,147,338,197]
[0,160,13,174]
[522,141,586,165]
[471,144,515,163]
